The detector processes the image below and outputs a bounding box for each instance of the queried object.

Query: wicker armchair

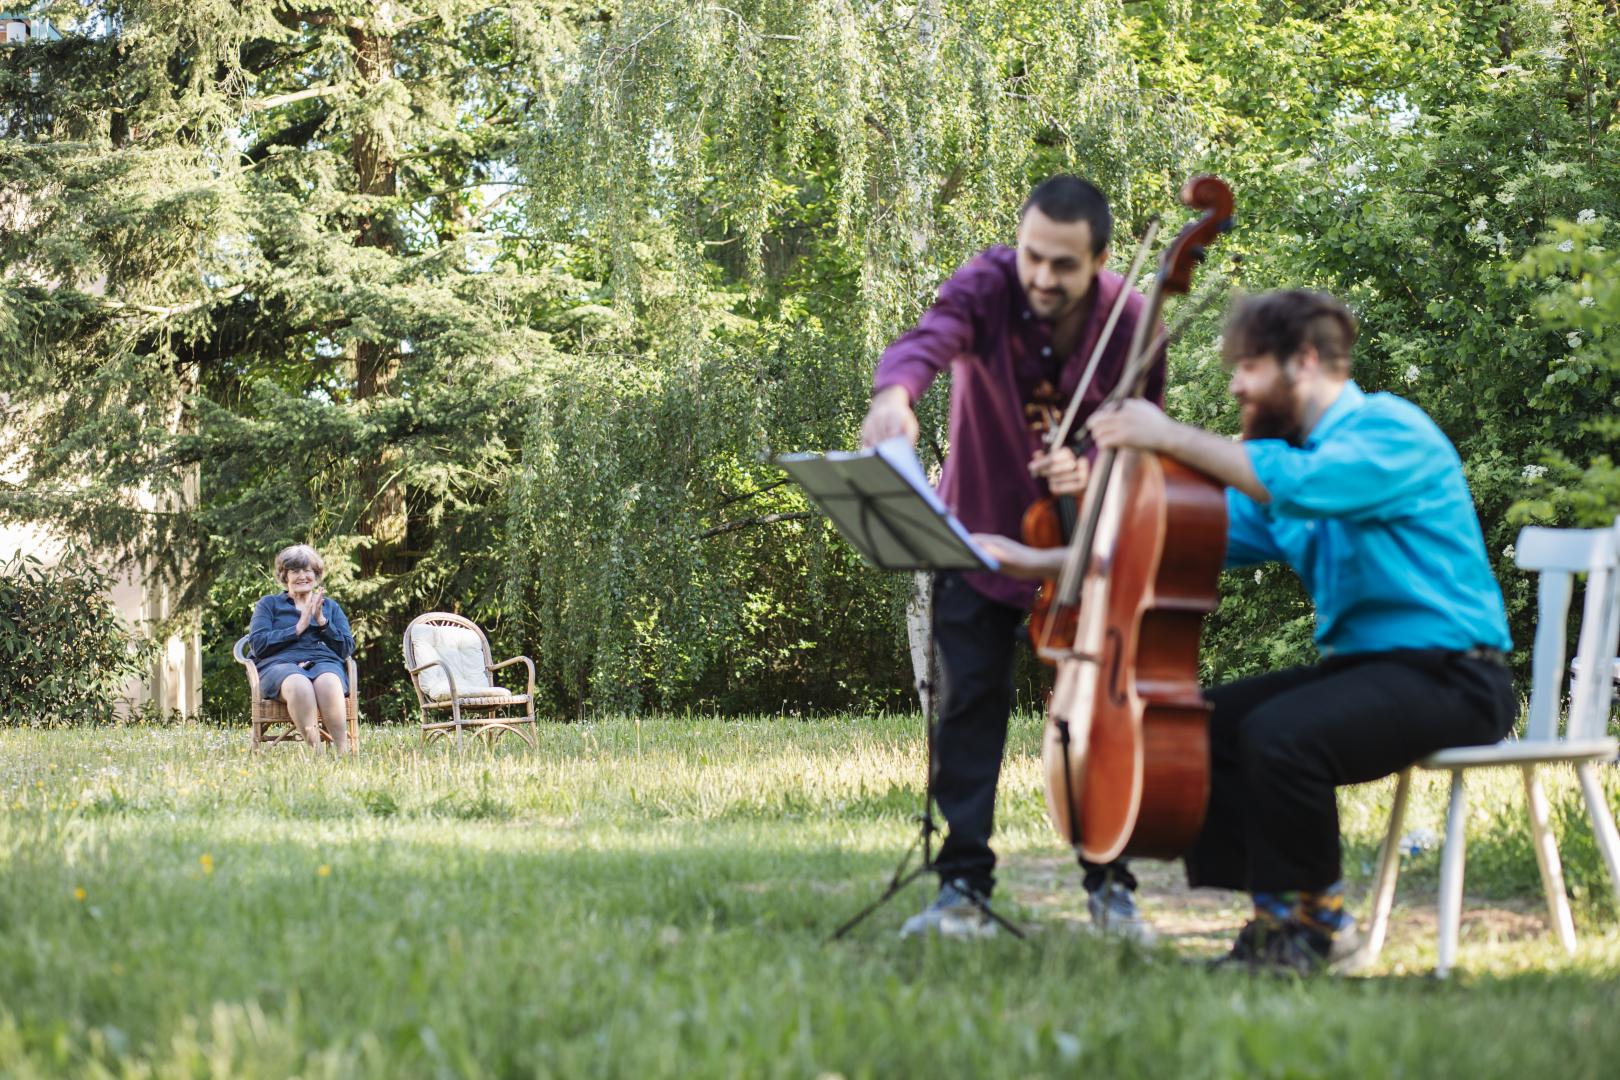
[233,635,360,751]
[403,612,537,748]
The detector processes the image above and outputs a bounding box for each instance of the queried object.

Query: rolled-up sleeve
[248,595,299,654]
[873,255,1006,403]
[315,601,355,661]
[1245,412,1446,523]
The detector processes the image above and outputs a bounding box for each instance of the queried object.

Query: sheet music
[776,438,999,572]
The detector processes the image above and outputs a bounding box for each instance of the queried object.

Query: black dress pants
[931,573,1129,896]
[1185,649,1516,894]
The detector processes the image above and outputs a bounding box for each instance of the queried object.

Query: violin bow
[1043,217,1162,453]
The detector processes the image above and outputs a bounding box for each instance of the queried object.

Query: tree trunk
[349,7,409,714]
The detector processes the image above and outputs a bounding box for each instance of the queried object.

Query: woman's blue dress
[248,593,355,700]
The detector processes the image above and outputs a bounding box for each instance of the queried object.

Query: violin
[1042,175,1233,862]
[1022,222,1160,664]
[1021,483,1080,663]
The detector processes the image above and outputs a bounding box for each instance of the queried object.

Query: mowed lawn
[4,714,1620,1078]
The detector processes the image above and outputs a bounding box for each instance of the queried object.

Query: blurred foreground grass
[2,714,1619,1077]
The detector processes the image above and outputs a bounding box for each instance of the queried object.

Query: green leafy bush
[0,551,146,726]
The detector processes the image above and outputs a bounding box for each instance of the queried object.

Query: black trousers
[930,573,1129,896]
[1185,649,1517,894]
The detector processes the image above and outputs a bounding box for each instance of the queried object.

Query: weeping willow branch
[713,479,789,510]
[696,511,814,539]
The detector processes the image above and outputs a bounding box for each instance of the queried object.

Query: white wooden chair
[1362,517,1620,976]
[403,612,538,748]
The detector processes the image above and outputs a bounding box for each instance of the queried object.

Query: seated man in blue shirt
[977,289,1516,973]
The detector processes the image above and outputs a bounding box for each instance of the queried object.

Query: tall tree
[501,0,1197,710]
[0,1,581,712]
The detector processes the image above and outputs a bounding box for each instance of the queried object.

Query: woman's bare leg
[312,672,351,753]
[279,675,323,753]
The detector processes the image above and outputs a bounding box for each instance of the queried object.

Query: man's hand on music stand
[972,534,1066,581]
[861,386,919,448]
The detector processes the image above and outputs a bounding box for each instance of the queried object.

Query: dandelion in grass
[199,853,214,875]
[317,864,331,878]
[73,887,87,902]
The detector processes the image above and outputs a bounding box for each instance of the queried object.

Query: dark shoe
[1215,917,1363,976]
[900,878,997,940]
[1087,879,1157,944]
[1211,916,1282,969]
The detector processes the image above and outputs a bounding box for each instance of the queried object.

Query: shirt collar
[1303,380,1364,448]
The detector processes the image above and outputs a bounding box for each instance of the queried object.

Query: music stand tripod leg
[828,573,1026,942]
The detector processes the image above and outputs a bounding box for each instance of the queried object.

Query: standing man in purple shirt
[860,175,1165,939]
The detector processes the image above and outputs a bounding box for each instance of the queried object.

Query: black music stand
[776,440,1027,940]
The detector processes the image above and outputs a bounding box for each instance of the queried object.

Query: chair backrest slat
[1570,562,1617,739]
[1571,520,1620,738]
[1516,519,1620,743]
[1516,526,1615,573]
[1524,568,1574,742]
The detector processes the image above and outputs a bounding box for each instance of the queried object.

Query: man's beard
[1241,373,1305,445]
[1029,287,1068,316]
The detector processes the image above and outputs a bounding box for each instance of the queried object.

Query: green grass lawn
[4,714,1620,1078]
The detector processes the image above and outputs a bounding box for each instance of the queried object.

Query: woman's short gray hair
[274,544,325,584]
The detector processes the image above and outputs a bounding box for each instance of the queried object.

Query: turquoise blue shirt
[1226,381,1511,657]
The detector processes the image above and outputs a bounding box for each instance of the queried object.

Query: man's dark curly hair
[1222,290,1358,373]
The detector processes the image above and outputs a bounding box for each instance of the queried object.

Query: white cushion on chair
[410,625,508,701]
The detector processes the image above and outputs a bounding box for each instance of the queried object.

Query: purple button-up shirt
[873,245,1166,610]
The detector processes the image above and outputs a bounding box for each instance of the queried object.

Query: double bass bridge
[1036,647,1102,665]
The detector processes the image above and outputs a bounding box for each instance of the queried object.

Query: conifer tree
[0,1,580,710]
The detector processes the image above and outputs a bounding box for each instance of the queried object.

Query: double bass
[1042,175,1233,863]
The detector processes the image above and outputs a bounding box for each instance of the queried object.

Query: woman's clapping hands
[294,587,327,633]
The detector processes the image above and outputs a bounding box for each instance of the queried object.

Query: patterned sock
[1298,882,1351,932]
[1252,890,1296,924]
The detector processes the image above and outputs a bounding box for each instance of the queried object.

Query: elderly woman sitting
[248,544,355,753]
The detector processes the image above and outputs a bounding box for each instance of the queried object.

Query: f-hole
[1105,627,1128,707]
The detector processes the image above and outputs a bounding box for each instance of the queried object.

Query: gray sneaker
[900,878,998,940]
[1087,879,1157,944]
